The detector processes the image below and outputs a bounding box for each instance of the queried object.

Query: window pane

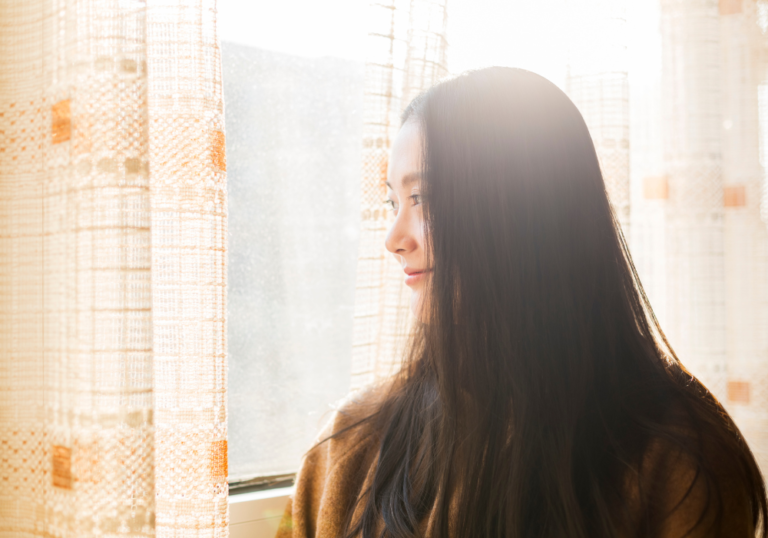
[223,42,363,480]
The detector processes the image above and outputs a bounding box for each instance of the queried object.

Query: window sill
[229,486,293,538]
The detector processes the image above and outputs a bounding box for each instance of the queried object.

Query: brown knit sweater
[275,382,755,538]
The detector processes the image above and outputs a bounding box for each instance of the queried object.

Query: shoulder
[279,380,393,537]
[308,377,394,458]
[299,376,396,487]
[328,378,394,436]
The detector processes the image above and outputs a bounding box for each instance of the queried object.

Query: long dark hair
[338,67,766,537]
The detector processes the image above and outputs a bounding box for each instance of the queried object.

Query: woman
[276,67,766,537]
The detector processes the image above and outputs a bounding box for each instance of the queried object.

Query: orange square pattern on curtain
[0,0,228,536]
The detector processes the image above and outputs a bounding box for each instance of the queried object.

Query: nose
[385,208,418,256]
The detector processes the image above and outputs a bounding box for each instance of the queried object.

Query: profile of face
[384,119,431,320]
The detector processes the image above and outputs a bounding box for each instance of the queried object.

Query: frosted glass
[223,42,363,480]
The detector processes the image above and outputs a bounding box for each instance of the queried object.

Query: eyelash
[384,194,422,212]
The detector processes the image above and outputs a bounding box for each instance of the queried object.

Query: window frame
[229,485,294,537]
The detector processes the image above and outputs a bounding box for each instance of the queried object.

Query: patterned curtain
[565,0,768,474]
[717,0,768,473]
[352,0,448,389]
[565,0,630,233]
[632,0,768,472]
[0,0,228,536]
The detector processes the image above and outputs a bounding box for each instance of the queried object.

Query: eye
[409,194,422,206]
[383,198,398,213]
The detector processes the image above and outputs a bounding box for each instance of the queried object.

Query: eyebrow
[385,172,422,190]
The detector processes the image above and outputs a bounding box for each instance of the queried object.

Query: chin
[410,291,426,322]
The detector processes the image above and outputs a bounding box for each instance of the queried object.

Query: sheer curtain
[631,0,768,472]
[566,0,630,231]
[0,0,228,536]
[352,0,448,389]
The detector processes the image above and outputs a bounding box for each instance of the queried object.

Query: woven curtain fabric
[565,0,630,231]
[718,0,768,471]
[634,0,768,470]
[351,0,448,389]
[660,0,729,404]
[0,1,155,534]
[147,1,229,535]
[0,0,228,536]
[623,0,768,471]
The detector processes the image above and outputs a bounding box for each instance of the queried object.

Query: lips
[403,268,432,286]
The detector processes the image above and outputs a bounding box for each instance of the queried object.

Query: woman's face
[385,119,431,319]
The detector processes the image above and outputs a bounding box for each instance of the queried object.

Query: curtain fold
[147,0,228,535]
[0,0,228,535]
[566,0,630,232]
[718,0,768,472]
[630,0,768,473]
[351,0,448,389]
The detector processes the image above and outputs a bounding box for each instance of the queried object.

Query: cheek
[410,286,424,319]
[413,214,427,251]
[409,280,432,323]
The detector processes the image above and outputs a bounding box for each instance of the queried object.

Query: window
[222,0,768,495]
[220,0,367,484]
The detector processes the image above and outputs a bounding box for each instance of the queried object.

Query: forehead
[387,120,423,191]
